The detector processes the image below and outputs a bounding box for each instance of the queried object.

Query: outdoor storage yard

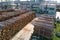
[0,9,60,40]
[0,9,36,40]
[11,14,55,40]
[0,0,60,40]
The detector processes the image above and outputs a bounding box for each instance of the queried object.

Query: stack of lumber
[0,12,36,40]
[31,14,55,39]
[0,12,20,21]
[0,10,29,21]
[0,9,15,14]
[15,9,29,14]
[3,9,15,12]
[0,9,29,15]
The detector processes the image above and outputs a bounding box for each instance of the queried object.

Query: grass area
[53,22,60,40]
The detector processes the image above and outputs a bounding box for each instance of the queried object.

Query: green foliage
[53,22,60,40]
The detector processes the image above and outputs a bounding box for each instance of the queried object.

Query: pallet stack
[0,10,36,40]
[31,14,55,39]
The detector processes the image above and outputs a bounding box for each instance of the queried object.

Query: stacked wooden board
[0,10,36,40]
[0,10,29,21]
[0,9,15,14]
[15,9,29,14]
[31,14,55,39]
[0,9,29,15]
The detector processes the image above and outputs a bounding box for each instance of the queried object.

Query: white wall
[56,12,60,21]
[56,12,60,19]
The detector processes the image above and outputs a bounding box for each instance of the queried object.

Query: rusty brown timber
[0,9,29,15]
[0,9,15,14]
[31,14,55,39]
[0,12,36,40]
[0,10,29,21]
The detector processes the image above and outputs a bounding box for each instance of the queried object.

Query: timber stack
[31,14,55,39]
[0,9,36,40]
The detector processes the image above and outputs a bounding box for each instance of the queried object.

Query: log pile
[3,9,15,12]
[0,9,15,14]
[31,14,55,39]
[0,10,29,21]
[15,9,29,14]
[0,12,36,40]
[0,9,29,15]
